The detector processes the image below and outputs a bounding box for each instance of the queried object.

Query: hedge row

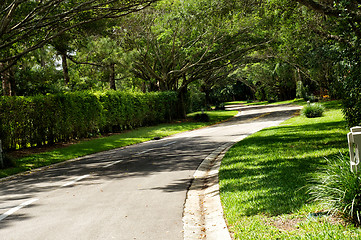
[0,91,177,150]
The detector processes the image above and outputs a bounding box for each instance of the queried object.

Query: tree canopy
[2,0,361,126]
[0,0,157,67]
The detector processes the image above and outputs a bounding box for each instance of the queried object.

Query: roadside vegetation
[0,110,237,179]
[219,101,361,239]
[302,102,325,118]
[225,99,305,106]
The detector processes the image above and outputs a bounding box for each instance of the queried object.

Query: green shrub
[187,88,206,113]
[302,102,325,118]
[0,91,178,151]
[308,154,361,225]
[193,113,210,122]
[215,103,225,110]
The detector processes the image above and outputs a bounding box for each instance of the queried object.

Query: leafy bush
[308,154,361,225]
[187,88,206,113]
[215,103,225,110]
[302,102,325,118]
[193,113,210,122]
[339,50,361,128]
[0,91,177,151]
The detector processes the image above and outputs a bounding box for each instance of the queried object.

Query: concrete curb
[183,143,234,240]
[183,104,302,239]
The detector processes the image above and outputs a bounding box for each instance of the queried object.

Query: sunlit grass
[0,110,238,179]
[219,101,361,239]
[225,98,304,106]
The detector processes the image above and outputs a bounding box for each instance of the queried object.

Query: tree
[234,1,343,103]
[292,0,361,126]
[121,0,271,117]
[0,0,158,95]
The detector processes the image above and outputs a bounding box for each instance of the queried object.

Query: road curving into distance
[0,104,301,240]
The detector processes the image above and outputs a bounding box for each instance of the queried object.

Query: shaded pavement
[0,104,301,240]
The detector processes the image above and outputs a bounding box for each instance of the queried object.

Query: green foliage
[192,113,210,122]
[242,62,297,102]
[187,110,237,123]
[302,103,325,118]
[0,91,177,151]
[210,84,244,104]
[296,80,308,100]
[308,154,361,226]
[340,52,361,128]
[187,87,206,113]
[122,0,269,94]
[0,0,158,64]
[215,103,225,110]
[14,66,64,95]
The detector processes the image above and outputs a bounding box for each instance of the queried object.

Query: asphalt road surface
[0,104,301,240]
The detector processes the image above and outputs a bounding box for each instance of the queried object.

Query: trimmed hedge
[0,91,177,150]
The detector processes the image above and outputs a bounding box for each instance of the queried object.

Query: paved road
[0,104,300,240]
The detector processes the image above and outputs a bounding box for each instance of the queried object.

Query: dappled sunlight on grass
[225,98,305,106]
[219,104,360,239]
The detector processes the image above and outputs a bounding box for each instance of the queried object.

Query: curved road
[0,104,300,240]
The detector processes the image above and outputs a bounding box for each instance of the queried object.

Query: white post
[348,127,361,173]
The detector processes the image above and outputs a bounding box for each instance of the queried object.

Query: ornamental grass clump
[308,154,361,225]
[302,102,325,118]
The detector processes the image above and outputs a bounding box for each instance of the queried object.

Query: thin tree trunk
[0,140,3,169]
[177,86,188,119]
[60,52,70,85]
[1,63,15,96]
[109,63,116,90]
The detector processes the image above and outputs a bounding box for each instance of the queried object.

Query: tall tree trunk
[60,52,70,85]
[141,82,146,93]
[1,63,15,96]
[109,63,116,90]
[1,75,11,96]
[205,89,210,108]
[176,86,188,119]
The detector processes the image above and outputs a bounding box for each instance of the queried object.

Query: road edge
[183,142,234,240]
[183,105,302,240]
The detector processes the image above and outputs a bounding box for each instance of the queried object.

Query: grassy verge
[0,110,237,179]
[225,99,305,106]
[219,101,361,239]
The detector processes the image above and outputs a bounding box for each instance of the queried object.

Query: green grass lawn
[225,98,305,106]
[219,101,361,239]
[0,110,238,179]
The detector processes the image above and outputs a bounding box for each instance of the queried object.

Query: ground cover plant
[219,101,361,239]
[302,102,325,118]
[308,153,361,226]
[0,110,237,179]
